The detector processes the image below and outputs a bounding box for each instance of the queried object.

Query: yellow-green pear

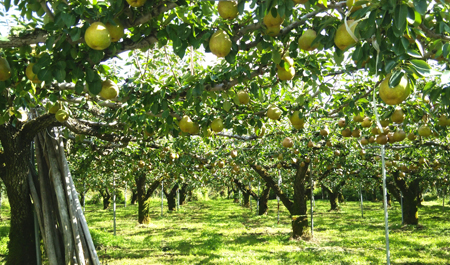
[85,22,111,50]
[298,29,318,51]
[237,90,250,105]
[105,19,124,42]
[263,9,284,27]
[126,0,147,7]
[0,57,11,81]
[55,109,70,123]
[379,73,410,105]
[179,115,194,133]
[334,20,358,51]
[26,63,41,83]
[209,30,232,58]
[99,79,119,100]
[267,106,282,120]
[218,1,239,20]
[211,118,224,132]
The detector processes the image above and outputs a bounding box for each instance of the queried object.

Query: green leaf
[413,0,426,15]
[410,59,431,76]
[4,0,10,11]
[54,68,66,83]
[384,60,396,73]
[272,50,281,64]
[37,67,52,81]
[406,49,422,58]
[88,80,102,95]
[388,70,404,88]
[61,13,76,28]
[70,27,82,42]
[394,5,407,32]
[75,81,84,94]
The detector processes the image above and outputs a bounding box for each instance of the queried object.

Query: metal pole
[310,163,314,238]
[83,181,86,212]
[381,146,391,265]
[277,170,281,224]
[161,180,164,217]
[124,183,127,208]
[257,181,260,215]
[249,182,252,212]
[177,185,180,211]
[360,182,364,218]
[33,208,42,265]
[400,191,404,225]
[113,176,116,236]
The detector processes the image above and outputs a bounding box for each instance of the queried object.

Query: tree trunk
[338,192,344,203]
[80,192,85,208]
[258,185,270,215]
[99,188,111,210]
[323,186,339,211]
[292,215,309,240]
[242,192,250,208]
[164,184,178,211]
[0,138,37,265]
[372,187,378,202]
[136,174,150,224]
[387,192,392,207]
[392,171,420,225]
[232,186,239,203]
[131,189,138,205]
[179,184,189,205]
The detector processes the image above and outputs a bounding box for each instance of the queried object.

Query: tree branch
[64,117,131,144]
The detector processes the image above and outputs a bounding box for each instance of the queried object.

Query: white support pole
[381,146,391,265]
[257,181,260,215]
[400,191,404,225]
[249,182,252,212]
[124,183,127,208]
[113,176,116,236]
[83,181,86,212]
[360,182,364,218]
[161,180,164,217]
[277,170,282,225]
[177,185,180,211]
[33,208,42,265]
[310,163,314,238]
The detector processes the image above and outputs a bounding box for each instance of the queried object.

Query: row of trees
[0,0,450,263]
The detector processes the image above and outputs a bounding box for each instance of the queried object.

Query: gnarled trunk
[131,189,138,205]
[136,175,161,224]
[258,185,271,215]
[164,184,179,211]
[1,147,37,265]
[392,171,420,225]
[179,184,189,205]
[99,187,111,210]
[242,192,250,208]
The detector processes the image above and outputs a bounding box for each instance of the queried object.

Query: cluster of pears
[263,8,284,37]
[84,19,124,51]
[276,56,296,81]
[209,1,240,58]
[48,101,71,123]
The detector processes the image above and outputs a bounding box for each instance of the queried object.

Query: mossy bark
[292,215,310,240]
[0,131,37,265]
[99,187,111,210]
[392,171,420,225]
[258,185,271,215]
[179,184,189,205]
[136,175,161,224]
[164,184,179,211]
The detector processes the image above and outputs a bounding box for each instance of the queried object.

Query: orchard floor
[0,198,449,264]
[83,198,450,265]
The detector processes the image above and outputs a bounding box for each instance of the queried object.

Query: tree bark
[164,184,178,211]
[131,188,138,205]
[258,185,271,215]
[135,174,160,224]
[250,162,310,239]
[179,184,189,205]
[323,186,339,211]
[392,171,420,225]
[0,128,37,265]
[99,187,111,210]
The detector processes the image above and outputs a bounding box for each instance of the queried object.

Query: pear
[282,137,294,148]
[55,109,70,123]
[218,1,239,20]
[352,129,361,137]
[361,117,372,127]
[85,22,111,50]
[48,102,62,114]
[320,126,329,136]
[267,106,282,120]
[0,57,11,81]
[105,19,124,42]
[341,128,351,137]
[276,57,295,81]
[26,63,41,83]
[338,118,346,127]
[99,79,119,100]
[265,25,281,37]
[334,20,358,51]
[298,29,318,51]
[179,115,194,133]
[418,125,431,137]
[237,90,250,105]
[393,129,406,142]
[289,111,304,126]
[188,122,200,134]
[263,9,285,27]
[379,73,410,105]
[211,118,224,132]
[126,0,147,7]
[353,114,364,122]
[376,134,388,145]
[209,30,232,58]
[391,107,405,123]
[231,149,238,158]
[407,132,416,141]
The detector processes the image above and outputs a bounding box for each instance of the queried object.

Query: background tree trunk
[258,185,271,215]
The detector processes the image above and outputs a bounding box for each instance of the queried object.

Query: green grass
[0,198,449,264]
